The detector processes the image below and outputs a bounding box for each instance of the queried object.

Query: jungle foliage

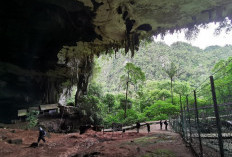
[26,110,39,128]
[96,41,232,92]
[67,41,232,127]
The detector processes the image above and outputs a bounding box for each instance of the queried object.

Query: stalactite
[130,34,135,58]
[75,54,94,107]
[125,32,129,54]
[134,33,140,51]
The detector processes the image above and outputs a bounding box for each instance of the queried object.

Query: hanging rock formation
[0,0,232,121]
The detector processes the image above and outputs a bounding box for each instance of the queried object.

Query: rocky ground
[0,124,194,157]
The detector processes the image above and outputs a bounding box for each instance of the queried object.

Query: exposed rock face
[0,0,97,121]
[79,0,232,49]
[1,0,232,121]
[75,54,94,106]
[59,105,79,116]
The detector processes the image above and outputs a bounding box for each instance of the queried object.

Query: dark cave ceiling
[0,0,232,121]
[1,0,232,70]
[2,0,232,68]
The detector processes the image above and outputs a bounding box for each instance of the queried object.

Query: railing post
[183,103,187,141]
[186,95,192,143]
[210,76,224,157]
[194,90,203,157]
[180,94,184,137]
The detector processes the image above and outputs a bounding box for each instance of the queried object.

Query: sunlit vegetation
[66,41,232,126]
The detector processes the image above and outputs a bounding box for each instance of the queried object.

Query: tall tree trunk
[124,71,129,118]
[124,81,129,118]
[171,77,173,104]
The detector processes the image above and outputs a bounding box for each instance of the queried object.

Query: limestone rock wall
[1,0,232,121]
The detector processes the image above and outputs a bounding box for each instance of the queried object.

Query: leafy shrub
[153,114,168,120]
[103,93,115,113]
[137,113,148,122]
[103,109,147,127]
[26,110,39,128]
[143,100,179,119]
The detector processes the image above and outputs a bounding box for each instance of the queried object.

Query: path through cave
[0,123,194,157]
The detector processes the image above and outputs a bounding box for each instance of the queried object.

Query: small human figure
[160,120,163,130]
[122,129,126,137]
[136,122,140,133]
[38,127,46,144]
[146,123,150,133]
[164,120,168,130]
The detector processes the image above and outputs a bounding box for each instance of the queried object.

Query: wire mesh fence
[170,75,232,157]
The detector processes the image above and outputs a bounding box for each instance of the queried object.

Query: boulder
[59,105,79,116]
[7,139,22,144]
[1,135,7,140]
[79,125,91,134]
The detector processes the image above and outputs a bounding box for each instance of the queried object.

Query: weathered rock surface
[1,0,232,121]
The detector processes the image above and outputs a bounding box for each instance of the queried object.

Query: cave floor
[0,124,194,157]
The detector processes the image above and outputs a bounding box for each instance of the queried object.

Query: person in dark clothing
[160,120,163,130]
[38,127,46,144]
[146,123,150,133]
[164,120,168,130]
[136,122,140,133]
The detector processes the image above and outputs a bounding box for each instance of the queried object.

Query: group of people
[135,120,168,133]
[37,120,168,145]
[136,122,150,133]
[159,120,168,130]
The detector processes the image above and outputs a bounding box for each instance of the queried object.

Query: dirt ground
[0,124,194,157]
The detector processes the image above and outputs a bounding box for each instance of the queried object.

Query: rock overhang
[0,0,232,120]
[59,0,232,58]
[1,0,232,65]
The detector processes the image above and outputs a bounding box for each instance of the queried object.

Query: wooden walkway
[103,121,159,132]
[191,133,232,139]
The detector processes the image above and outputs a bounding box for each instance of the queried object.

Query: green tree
[211,57,232,104]
[173,81,191,96]
[164,62,178,104]
[143,100,179,120]
[88,82,103,97]
[79,95,102,125]
[103,93,115,113]
[26,110,39,128]
[120,63,145,118]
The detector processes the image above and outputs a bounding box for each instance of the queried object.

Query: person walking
[164,120,168,130]
[146,123,150,133]
[160,120,163,130]
[136,122,140,133]
[38,127,46,144]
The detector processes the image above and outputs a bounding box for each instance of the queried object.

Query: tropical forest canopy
[96,41,232,93]
[66,41,232,127]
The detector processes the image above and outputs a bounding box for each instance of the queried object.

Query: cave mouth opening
[1,0,232,125]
